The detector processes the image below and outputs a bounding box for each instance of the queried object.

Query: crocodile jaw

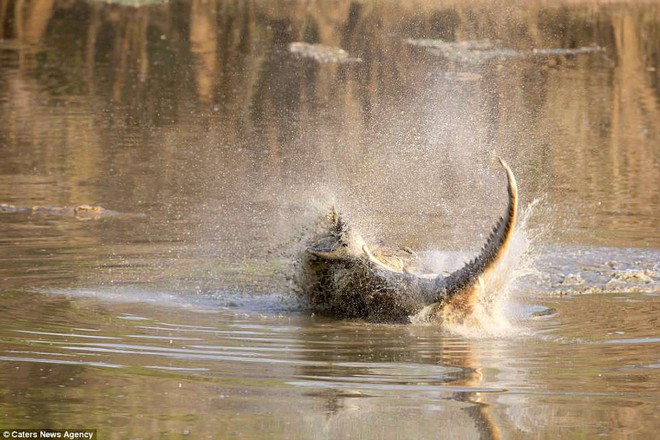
[306,230,368,260]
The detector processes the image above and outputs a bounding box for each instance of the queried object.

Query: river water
[0,0,659,438]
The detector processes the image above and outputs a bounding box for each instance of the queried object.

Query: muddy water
[0,0,659,438]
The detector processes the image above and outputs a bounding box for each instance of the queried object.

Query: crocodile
[295,158,518,323]
[0,203,136,221]
[405,38,604,64]
[289,42,362,64]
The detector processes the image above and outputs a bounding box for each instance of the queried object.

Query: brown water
[1,0,659,438]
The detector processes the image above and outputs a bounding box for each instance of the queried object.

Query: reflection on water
[0,0,659,438]
[1,0,659,248]
[1,289,659,439]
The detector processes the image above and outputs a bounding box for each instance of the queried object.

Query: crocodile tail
[440,158,518,302]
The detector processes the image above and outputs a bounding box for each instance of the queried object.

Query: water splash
[438,200,541,338]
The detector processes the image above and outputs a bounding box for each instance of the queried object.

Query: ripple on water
[1,291,489,396]
[1,280,659,439]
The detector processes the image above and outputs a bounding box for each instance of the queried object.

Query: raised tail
[439,158,518,303]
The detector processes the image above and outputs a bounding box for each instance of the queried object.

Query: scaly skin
[438,158,518,316]
[296,158,518,323]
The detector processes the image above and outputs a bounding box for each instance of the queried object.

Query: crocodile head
[306,207,424,274]
[306,207,368,260]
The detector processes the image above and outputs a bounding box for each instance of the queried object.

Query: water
[1,0,659,438]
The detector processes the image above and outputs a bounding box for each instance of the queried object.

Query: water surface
[0,0,659,438]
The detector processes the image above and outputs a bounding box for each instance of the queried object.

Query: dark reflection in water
[0,1,659,439]
[293,324,501,439]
